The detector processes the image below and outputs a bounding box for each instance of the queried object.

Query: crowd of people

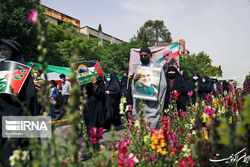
[0,39,233,164]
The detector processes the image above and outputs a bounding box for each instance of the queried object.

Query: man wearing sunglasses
[128,47,167,129]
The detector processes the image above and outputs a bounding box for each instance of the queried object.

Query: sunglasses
[140,54,150,58]
[164,53,170,57]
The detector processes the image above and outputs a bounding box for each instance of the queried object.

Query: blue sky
[41,0,250,85]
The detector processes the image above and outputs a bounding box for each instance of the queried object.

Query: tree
[0,0,47,62]
[45,22,103,66]
[180,51,223,77]
[100,39,141,75]
[136,20,172,47]
[45,22,141,75]
[98,24,102,32]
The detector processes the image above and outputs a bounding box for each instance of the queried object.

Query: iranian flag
[156,42,179,66]
[170,42,179,58]
[27,62,71,83]
[156,56,166,67]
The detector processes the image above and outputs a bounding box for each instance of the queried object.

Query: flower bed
[9,85,250,167]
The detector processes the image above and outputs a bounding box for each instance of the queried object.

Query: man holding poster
[129,47,167,129]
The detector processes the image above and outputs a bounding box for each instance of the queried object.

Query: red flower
[171,90,180,101]
[147,122,152,127]
[177,144,183,152]
[171,147,177,156]
[178,158,186,167]
[180,127,185,133]
[187,156,195,167]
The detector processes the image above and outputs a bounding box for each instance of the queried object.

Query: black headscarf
[182,70,189,81]
[166,66,179,79]
[0,39,26,64]
[106,72,121,91]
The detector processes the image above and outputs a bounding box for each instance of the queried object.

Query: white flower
[119,97,127,115]
[129,153,139,163]
[134,120,140,128]
[182,144,191,157]
[21,151,29,161]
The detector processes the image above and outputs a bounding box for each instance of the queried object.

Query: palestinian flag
[76,60,103,85]
[0,61,31,95]
[170,42,179,58]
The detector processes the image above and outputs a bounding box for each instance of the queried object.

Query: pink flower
[100,144,106,151]
[128,104,132,111]
[78,152,83,159]
[65,128,72,137]
[89,127,103,144]
[204,106,214,120]
[188,90,193,96]
[173,135,178,143]
[179,112,186,118]
[27,9,38,23]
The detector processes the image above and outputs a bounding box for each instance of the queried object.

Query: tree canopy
[180,51,223,77]
[136,20,172,47]
[45,22,141,75]
[0,0,47,62]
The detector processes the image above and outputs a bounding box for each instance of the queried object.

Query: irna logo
[5,120,48,131]
[2,116,51,138]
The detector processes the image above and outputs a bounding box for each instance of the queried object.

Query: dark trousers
[57,95,69,120]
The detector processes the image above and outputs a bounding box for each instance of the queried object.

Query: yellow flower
[157,147,162,153]
[202,113,209,123]
[202,128,208,140]
[151,144,156,150]
[161,148,167,155]
[153,139,158,145]
[229,116,232,124]
[160,140,166,147]
[144,135,151,144]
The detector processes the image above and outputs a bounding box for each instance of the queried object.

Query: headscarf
[106,72,121,91]
[166,66,179,79]
[182,70,189,81]
[0,39,25,64]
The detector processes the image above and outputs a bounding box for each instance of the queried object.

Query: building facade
[41,5,124,44]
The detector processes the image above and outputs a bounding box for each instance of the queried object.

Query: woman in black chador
[84,77,106,133]
[163,66,187,112]
[104,72,122,128]
[190,72,205,104]
[0,39,39,166]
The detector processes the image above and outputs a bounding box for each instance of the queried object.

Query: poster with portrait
[0,60,31,95]
[129,42,180,75]
[133,66,161,101]
[76,60,103,85]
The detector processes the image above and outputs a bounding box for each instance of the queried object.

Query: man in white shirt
[57,73,71,120]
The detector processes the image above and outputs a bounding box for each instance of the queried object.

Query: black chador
[104,72,122,128]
